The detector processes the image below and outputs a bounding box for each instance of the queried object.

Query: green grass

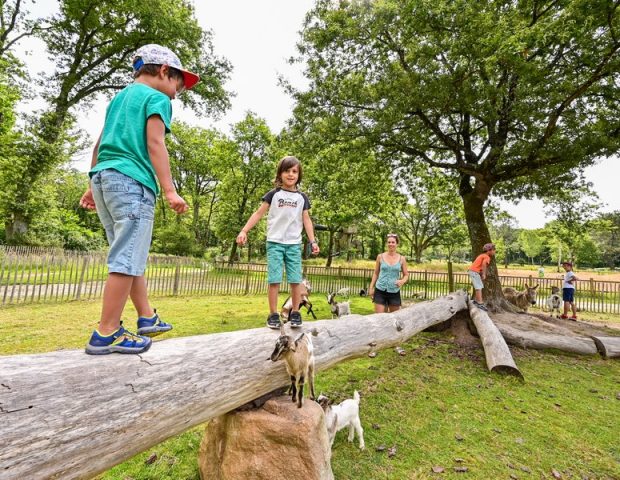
[1,296,619,479]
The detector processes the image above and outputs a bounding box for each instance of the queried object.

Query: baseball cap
[483,243,496,251]
[561,261,573,267]
[132,44,200,90]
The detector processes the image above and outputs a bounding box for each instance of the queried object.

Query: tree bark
[459,175,507,310]
[591,336,620,359]
[467,301,522,377]
[0,292,468,480]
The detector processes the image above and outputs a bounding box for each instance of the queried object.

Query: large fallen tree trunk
[467,301,522,378]
[0,292,468,480]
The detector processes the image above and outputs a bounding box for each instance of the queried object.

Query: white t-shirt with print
[262,188,310,244]
[563,271,576,289]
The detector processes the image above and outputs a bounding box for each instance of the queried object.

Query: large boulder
[198,395,333,480]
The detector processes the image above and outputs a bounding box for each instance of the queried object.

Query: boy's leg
[474,289,483,303]
[268,283,280,313]
[99,273,134,335]
[131,275,173,336]
[284,244,303,327]
[130,275,154,318]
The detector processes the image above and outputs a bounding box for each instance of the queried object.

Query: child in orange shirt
[468,243,496,311]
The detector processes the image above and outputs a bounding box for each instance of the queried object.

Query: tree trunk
[4,213,29,243]
[460,175,506,310]
[325,229,335,267]
[228,242,239,266]
[0,292,468,480]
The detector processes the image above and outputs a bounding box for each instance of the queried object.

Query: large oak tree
[291,0,620,307]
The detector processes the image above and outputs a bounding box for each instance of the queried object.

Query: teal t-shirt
[90,83,172,195]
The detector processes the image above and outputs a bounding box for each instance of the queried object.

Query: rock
[454,466,468,473]
[145,453,157,465]
[431,465,445,473]
[375,445,386,452]
[198,396,333,480]
[368,352,377,358]
[551,469,562,479]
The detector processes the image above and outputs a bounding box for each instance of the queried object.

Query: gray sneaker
[473,301,488,311]
[289,311,302,328]
[267,313,281,329]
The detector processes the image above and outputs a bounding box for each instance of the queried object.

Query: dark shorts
[562,288,575,302]
[373,288,401,306]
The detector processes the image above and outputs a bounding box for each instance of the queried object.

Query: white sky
[14,0,620,229]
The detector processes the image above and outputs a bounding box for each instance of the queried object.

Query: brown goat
[503,283,539,312]
[270,324,316,408]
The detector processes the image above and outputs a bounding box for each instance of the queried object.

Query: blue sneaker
[267,313,281,329]
[85,323,152,355]
[137,310,173,337]
[289,310,302,328]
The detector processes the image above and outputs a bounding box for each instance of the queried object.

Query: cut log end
[591,336,620,359]
[490,365,524,379]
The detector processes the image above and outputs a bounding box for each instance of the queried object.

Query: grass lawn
[1,295,619,479]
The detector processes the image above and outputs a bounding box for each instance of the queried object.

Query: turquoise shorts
[266,242,302,284]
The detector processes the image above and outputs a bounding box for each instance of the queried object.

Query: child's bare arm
[302,210,319,254]
[79,131,102,210]
[146,116,188,214]
[236,202,270,245]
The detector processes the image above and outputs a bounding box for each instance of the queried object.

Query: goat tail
[353,390,360,404]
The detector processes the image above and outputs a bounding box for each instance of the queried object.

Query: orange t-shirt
[470,253,490,273]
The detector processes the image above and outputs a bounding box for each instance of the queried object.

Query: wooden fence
[1,247,619,314]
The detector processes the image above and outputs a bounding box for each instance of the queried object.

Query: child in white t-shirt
[560,261,578,320]
[236,156,320,329]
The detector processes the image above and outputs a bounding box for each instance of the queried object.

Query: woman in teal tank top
[368,234,409,313]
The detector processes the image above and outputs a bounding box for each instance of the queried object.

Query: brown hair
[386,233,399,244]
[133,63,183,82]
[275,156,302,187]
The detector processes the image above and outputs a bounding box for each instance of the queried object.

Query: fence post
[447,261,454,293]
[173,262,181,296]
[76,256,90,300]
[424,270,428,299]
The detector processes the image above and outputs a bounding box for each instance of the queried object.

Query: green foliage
[212,113,277,260]
[292,0,620,290]
[518,229,545,264]
[152,221,203,257]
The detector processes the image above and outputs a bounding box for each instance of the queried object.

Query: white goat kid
[546,286,562,318]
[317,390,365,449]
[327,292,351,318]
[270,324,316,408]
[503,283,539,312]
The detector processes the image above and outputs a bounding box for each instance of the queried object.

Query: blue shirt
[375,254,403,293]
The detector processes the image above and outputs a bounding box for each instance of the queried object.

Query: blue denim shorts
[468,270,484,290]
[91,169,155,276]
[266,242,302,284]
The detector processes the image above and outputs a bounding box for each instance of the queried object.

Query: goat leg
[308,365,316,401]
[289,375,297,402]
[297,376,305,408]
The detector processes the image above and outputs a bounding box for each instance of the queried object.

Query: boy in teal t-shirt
[80,44,199,355]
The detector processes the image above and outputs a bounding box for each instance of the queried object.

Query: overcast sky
[16,1,620,229]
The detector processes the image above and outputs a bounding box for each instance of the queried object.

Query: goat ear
[534,284,539,289]
[524,283,529,289]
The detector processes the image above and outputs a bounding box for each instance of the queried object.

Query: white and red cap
[132,44,200,90]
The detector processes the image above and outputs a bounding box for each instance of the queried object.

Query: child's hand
[311,242,320,255]
[236,231,247,245]
[79,189,96,210]
[165,191,189,214]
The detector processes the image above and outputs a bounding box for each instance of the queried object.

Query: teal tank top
[376,254,402,293]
